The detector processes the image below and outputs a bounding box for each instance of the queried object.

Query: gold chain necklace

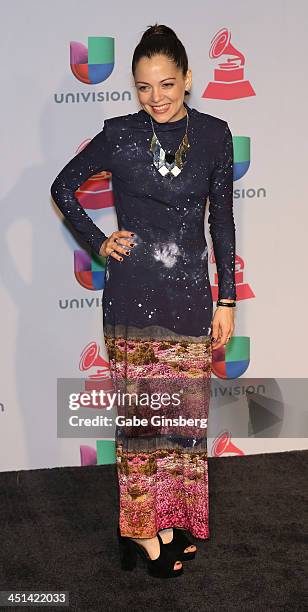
[149,111,190,178]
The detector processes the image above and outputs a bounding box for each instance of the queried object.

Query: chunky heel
[116,525,184,578]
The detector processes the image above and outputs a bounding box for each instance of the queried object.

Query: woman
[51,24,236,579]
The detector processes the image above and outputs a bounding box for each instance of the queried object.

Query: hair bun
[141,24,178,41]
[132,23,188,79]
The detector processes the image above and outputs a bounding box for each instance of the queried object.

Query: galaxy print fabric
[51,102,236,538]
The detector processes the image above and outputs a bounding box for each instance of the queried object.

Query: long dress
[51,101,236,540]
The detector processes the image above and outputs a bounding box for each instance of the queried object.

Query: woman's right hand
[99,230,135,261]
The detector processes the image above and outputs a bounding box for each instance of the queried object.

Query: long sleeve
[50,120,113,255]
[208,122,237,300]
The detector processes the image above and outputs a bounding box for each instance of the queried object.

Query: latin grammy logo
[75,139,114,210]
[202,27,255,100]
[79,340,114,393]
[211,430,245,456]
[210,249,255,301]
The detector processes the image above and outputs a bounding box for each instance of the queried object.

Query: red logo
[75,139,114,210]
[211,431,245,456]
[202,28,255,100]
[210,248,255,301]
[79,341,114,394]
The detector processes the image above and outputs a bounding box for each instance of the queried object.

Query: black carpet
[0,450,307,612]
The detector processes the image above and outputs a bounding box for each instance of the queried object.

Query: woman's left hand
[211,304,235,350]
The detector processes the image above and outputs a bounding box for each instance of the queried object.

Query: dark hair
[132,24,190,94]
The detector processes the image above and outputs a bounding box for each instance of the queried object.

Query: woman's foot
[130,535,182,571]
[158,528,197,554]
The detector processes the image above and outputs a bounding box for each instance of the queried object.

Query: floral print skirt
[104,322,212,540]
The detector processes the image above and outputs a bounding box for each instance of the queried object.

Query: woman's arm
[208,122,237,301]
[50,121,113,255]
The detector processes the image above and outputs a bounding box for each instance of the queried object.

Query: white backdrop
[1,0,308,471]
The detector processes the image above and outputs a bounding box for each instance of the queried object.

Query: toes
[184,545,197,553]
[174,561,182,570]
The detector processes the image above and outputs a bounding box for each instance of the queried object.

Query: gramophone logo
[70,36,115,84]
[78,342,116,465]
[210,251,255,302]
[202,28,255,100]
[211,431,245,456]
[79,340,114,394]
[75,139,114,210]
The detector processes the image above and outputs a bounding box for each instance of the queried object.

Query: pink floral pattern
[105,324,212,539]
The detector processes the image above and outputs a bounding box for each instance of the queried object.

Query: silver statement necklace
[149,110,190,178]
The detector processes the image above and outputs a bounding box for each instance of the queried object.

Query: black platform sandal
[117,526,184,578]
[162,528,197,561]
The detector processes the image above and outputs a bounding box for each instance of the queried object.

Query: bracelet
[216,300,236,307]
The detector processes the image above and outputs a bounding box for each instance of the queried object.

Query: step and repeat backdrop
[1,1,307,471]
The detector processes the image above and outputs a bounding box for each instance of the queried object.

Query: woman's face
[134,54,192,123]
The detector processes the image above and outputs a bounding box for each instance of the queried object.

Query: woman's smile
[151,103,171,114]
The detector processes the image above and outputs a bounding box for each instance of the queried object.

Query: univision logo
[211,336,250,378]
[74,250,107,291]
[54,36,129,103]
[233,136,266,199]
[233,136,250,181]
[70,36,115,84]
